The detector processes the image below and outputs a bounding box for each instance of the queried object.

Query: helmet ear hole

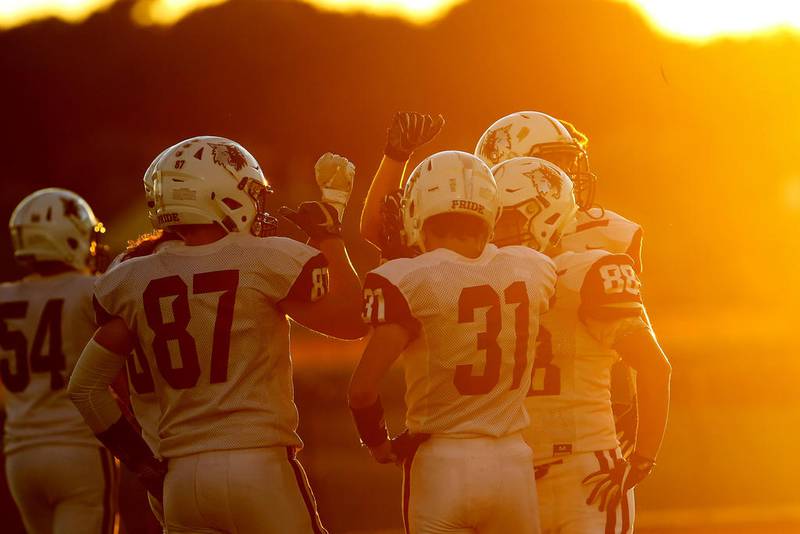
[67,238,79,250]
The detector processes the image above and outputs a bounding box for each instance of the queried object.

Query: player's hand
[315,152,355,221]
[280,201,342,241]
[385,112,445,162]
[367,440,397,465]
[378,189,418,260]
[615,404,638,458]
[136,457,168,503]
[582,453,654,512]
[390,430,430,464]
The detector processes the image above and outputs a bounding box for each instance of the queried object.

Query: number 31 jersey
[523,250,647,463]
[93,233,328,459]
[363,244,556,437]
[0,272,99,454]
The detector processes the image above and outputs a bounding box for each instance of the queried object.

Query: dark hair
[423,213,489,240]
[123,229,180,261]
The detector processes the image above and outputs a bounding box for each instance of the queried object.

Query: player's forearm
[313,237,368,339]
[68,338,127,434]
[360,156,407,247]
[614,327,671,459]
[349,324,408,408]
[633,366,670,460]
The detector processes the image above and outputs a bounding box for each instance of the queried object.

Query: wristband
[350,398,389,447]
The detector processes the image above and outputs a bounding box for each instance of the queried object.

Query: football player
[475,111,643,454]
[68,136,366,534]
[1,189,116,534]
[349,151,556,534]
[492,157,671,533]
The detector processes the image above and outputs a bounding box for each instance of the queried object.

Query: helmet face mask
[401,151,500,253]
[476,111,597,211]
[9,188,103,272]
[492,157,578,253]
[149,137,277,237]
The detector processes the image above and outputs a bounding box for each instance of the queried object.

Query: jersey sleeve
[281,252,329,303]
[361,272,420,336]
[578,253,650,348]
[93,266,129,327]
[255,237,329,303]
[579,253,644,322]
[626,227,643,273]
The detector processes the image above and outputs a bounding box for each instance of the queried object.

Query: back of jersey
[94,233,327,458]
[364,244,556,437]
[0,272,98,454]
[523,250,645,462]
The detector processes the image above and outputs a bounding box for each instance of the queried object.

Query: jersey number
[142,270,239,390]
[0,300,65,392]
[528,326,560,396]
[454,282,530,395]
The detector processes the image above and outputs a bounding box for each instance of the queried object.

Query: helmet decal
[210,143,247,172]
[480,125,512,165]
[524,165,563,200]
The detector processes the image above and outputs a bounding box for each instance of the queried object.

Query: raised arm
[360,112,445,251]
[279,152,367,339]
[278,234,367,340]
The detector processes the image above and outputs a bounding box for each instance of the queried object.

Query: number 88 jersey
[362,244,556,437]
[522,249,646,464]
[93,233,328,459]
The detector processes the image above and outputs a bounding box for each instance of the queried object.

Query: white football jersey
[107,238,181,453]
[523,250,647,463]
[93,233,329,459]
[560,208,643,272]
[0,271,99,454]
[363,244,556,437]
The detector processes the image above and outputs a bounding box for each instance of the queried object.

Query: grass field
[289,309,800,533]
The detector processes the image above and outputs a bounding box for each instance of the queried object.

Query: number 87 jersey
[362,244,556,437]
[523,249,646,463]
[93,233,329,459]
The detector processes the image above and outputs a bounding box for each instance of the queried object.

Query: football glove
[384,112,445,162]
[378,189,419,260]
[315,152,355,221]
[582,453,655,512]
[95,416,168,502]
[614,402,638,458]
[280,201,342,241]
[390,429,430,464]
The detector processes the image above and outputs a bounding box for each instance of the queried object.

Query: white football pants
[536,449,635,534]
[403,432,541,534]
[164,446,327,534]
[5,445,117,534]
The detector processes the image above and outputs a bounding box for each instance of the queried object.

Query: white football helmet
[143,144,175,229]
[492,157,578,252]
[475,111,596,209]
[9,188,105,271]
[402,151,500,252]
[148,136,277,237]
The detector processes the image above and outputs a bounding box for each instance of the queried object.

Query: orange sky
[4,0,800,42]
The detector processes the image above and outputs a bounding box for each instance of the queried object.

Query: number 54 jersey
[363,244,556,437]
[93,233,328,459]
[0,272,99,454]
[523,249,647,463]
